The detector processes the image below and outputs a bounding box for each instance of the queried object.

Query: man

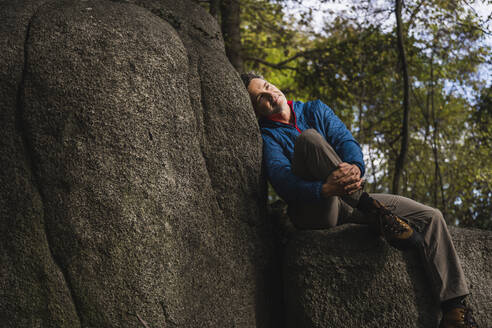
[241,72,479,328]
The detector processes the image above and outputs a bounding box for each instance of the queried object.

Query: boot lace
[371,201,409,237]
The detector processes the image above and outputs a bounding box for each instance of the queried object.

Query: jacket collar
[259,101,302,133]
[259,100,293,126]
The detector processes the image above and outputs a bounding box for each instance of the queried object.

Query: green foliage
[238,0,491,229]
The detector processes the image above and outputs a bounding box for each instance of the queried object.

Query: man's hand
[321,163,363,198]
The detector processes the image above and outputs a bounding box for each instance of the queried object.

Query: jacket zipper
[266,101,302,133]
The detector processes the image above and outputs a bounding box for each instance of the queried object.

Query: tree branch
[407,0,425,26]
[243,56,298,71]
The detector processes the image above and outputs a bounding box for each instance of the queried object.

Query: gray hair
[240,72,264,90]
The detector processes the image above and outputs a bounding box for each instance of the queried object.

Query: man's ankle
[441,295,467,313]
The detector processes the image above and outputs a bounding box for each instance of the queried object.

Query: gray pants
[288,129,469,302]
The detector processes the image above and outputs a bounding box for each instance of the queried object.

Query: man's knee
[295,129,335,154]
[296,129,324,146]
[430,208,447,226]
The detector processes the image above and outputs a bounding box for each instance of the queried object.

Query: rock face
[0,0,279,327]
[283,224,492,328]
[2,1,490,327]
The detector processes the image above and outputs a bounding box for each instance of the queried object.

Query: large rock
[0,0,279,327]
[284,224,492,328]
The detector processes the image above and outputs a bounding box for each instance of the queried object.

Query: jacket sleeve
[314,100,366,177]
[262,134,323,202]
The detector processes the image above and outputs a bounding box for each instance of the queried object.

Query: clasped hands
[321,162,363,198]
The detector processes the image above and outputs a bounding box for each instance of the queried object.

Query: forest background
[200,0,491,230]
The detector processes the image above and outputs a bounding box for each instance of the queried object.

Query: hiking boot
[440,307,479,328]
[365,197,422,250]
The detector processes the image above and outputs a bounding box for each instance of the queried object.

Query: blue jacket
[259,100,365,203]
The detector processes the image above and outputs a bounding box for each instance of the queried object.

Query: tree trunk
[209,0,220,21]
[220,0,243,72]
[430,58,447,216]
[430,54,438,207]
[392,0,410,194]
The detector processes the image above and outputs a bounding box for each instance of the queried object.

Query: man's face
[247,78,287,118]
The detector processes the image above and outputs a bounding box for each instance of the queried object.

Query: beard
[270,95,286,114]
[270,104,283,115]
